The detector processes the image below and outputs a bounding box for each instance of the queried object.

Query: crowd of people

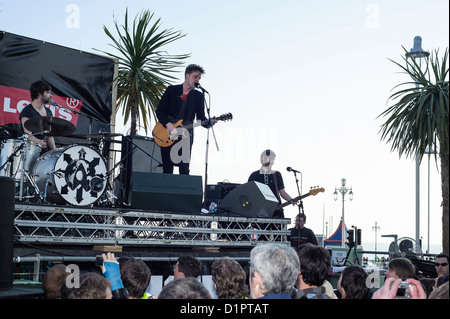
[39,244,449,300]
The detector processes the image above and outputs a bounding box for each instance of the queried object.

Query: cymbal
[24,116,76,136]
[80,132,123,138]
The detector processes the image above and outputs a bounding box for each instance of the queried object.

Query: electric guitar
[276,187,325,211]
[152,113,233,147]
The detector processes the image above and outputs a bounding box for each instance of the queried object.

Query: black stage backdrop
[0,31,115,145]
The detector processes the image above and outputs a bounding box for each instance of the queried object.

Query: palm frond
[378,47,449,164]
[94,8,191,134]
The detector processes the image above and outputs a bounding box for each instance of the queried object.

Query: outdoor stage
[13,202,291,270]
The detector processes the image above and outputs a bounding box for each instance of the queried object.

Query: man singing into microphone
[19,80,56,152]
[248,149,297,218]
[155,64,216,175]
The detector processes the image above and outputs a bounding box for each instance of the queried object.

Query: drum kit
[0,116,117,206]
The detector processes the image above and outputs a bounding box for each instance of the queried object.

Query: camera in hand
[395,281,412,299]
[95,255,103,267]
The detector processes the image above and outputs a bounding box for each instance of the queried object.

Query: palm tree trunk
[441,149,449,255]
[130,93,137,136]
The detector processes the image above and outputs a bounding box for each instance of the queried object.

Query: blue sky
[1,0,449,253]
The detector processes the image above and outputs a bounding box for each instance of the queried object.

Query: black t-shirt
[18,104,53,140]
[288,227,318,247]
[155,84,208,127]
[248,170,285,204]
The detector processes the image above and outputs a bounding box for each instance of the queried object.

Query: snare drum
[0,139,41,180]
[32,145,107,206]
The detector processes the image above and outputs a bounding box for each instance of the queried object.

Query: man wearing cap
[248,149,297,218]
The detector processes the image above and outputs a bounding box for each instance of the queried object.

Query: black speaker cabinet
[120,135,163,203]
[0,176,15,290]
[129,172,203,214]
[220,181,279,218]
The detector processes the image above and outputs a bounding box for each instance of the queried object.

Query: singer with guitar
[155,64,217,175]
[248,149,298,218]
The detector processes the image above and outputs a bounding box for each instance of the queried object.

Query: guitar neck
[277,193,311,210]
[181,119,211,130]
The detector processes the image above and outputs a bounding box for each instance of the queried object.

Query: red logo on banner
[0,85,82,129]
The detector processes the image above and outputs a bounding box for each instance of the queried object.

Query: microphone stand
[291,170,304,249]
[202,91,219,203]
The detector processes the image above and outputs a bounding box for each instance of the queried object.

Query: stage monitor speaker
[120,135,163,203]
[220,181,279,218]
[129,172,203,214]
[0,176,15,290]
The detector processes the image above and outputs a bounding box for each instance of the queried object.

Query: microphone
[287,167,301,173]
[195,83,208,93]
[49,99,59,107]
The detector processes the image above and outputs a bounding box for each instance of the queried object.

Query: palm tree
[96,9,190,135]
[378,48,449,254]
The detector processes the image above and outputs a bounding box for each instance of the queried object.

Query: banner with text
[0,31,115,143]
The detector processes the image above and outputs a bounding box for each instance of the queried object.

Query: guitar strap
[272,173,279,194]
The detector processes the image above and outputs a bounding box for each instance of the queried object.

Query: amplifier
[203,182,240,207]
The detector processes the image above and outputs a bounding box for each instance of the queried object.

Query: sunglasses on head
[435,262,449,267]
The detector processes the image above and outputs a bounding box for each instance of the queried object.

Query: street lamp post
[372,222,380,260]
[425,146,435,253]
[333,178,353,247]
[405,36,430,246]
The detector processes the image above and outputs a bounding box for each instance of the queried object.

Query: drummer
[18,80,56,152]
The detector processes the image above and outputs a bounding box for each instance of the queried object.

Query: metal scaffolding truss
[14,204,291,247]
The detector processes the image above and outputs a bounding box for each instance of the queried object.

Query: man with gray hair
[249,243,300,299]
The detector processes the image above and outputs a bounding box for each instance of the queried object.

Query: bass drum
[32,145,107,206]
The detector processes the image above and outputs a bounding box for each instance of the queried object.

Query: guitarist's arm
[279,188,298,206]
[156,86,179,134]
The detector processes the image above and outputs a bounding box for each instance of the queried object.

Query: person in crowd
[249,243,299,299]
[288,213,318,247]
[60,272,112,299]
[98,252,129,299]
[434,253,449,288]
[337,265,370,299]
[118,256,152,299]
[41,263,70,299]
[294,243,331,299]
[384,257,417,280]
[429,281,449,299]
[173,256,202,279]
[211,257,249,299]
[158,277,211,299]
[419,277,436,297]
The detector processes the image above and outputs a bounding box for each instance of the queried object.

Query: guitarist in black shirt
[248,149,298,218]
[155,64,216,175]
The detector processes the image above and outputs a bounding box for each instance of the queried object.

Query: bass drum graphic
[33,145,107,206]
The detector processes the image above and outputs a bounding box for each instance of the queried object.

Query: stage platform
[13,202,291,264]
